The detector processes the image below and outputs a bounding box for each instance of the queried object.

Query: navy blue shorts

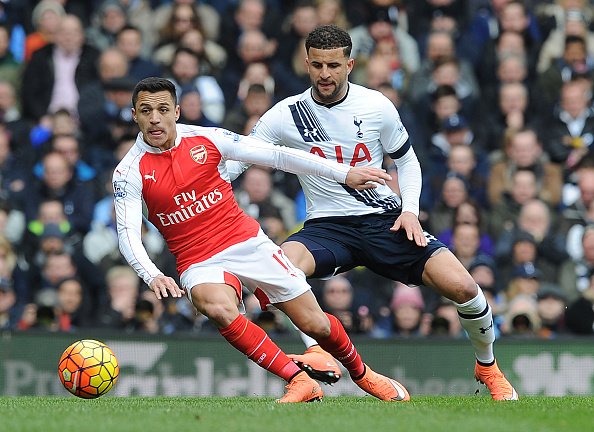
[285,211,447,286]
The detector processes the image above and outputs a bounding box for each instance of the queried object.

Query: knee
[299,314,331,339]
[193,298,238,328]
[451,274,478,304]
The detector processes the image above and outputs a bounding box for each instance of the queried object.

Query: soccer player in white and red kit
[228,25,518,401]
[113,77,410,402]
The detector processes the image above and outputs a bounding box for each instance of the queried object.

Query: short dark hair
[305,24,352,58]
[132,77,177,108]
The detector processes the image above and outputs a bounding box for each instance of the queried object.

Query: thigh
[358,218,448,286]
[421,249,477,303]
[189,282,240,328]
[183,230,313,310]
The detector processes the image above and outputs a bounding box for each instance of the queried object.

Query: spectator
[95,265,140,329]
[0,234,27,311]
[0,199,25,247]
[423,114,489,209]
[24,151,96,236]
[543,78,594,170]
[235,62,276,106]
[558,224,594,305]
[319,275,374,335]
[222,83,272,134]
[153,0,221,45]
[56,277,91,330]
[373,283,428,338]
[85,0,128,52]
[500,293,542,337]
[276,1,319,71]
[349,3,420,75]
[234,165,297,233]
[376,82,426,168]
[488,128,563,208]
[316,0,351,29]
[538,35,594,105]
[565,269,594,334]
[537,8,594,74]
[21,14,101,124]
[24,0,65,63]
[560,162,594,240]
[477,82,541,154]
[218,0,281,72]
[437,198,495,256]
[495,199,569,283]
[22,199,78,263]
[33,134,97,185]
[78,47,136,161]
[0,123,28,210]
[536,282,567,338]
[466,0,542,55]
[427,172,469,235]
[178,86,217,127]
[154,2,203,50]
[408,30,479,106]
[430,297,466,338]
[451,222,490,270]
[0,24,21,95]
[166,47,226,124]
[0,277,18,329]
[116,25,162,82]
[413,55,479,128]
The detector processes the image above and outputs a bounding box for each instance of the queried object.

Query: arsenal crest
[190,145,207,164]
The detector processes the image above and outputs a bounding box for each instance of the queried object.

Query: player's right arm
[112,162,184,300]
[226,106,282,181]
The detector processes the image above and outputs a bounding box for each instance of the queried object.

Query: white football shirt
[241,83,420,220]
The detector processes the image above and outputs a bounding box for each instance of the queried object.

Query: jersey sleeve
[213,128,350,183]
[112,161,163,286]
[378,96,409,154]
[379,96,421,217]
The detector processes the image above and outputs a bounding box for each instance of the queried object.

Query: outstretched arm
[221,132,391,188]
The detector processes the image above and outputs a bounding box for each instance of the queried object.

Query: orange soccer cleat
[475,359,519,401]
[276,371,324,403]
[353,364,410,401]
[289,345,342,385]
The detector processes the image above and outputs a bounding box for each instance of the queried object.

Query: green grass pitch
[0,396,592,432]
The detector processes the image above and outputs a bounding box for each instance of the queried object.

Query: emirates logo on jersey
[190,145,207,164]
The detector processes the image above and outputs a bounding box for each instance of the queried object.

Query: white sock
[455,285,495,364]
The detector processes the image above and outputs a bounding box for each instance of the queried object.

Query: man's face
[306,47,353,103]
[56,16,84,54]
[132,90,180,151]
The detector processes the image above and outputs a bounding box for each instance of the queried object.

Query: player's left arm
[379,98,427,247]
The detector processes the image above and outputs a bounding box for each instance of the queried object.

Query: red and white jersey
[113,124,350,285]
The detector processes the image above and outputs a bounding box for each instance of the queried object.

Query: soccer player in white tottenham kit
[113,77,411,402]
[228,25,518,401]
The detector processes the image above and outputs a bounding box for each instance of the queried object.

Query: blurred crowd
[1,0,594,340]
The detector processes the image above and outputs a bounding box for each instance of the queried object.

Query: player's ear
[175,105,181,121]
[347,58,354,75]
[131,107,137,123]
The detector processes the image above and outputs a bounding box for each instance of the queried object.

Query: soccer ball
[58,339,119,398]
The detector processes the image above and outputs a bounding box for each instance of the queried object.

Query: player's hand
[390,211,427,247]
[149,275,186,300]
[345,167,392,190]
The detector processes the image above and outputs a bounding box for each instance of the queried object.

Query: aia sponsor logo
[190,145,207,164]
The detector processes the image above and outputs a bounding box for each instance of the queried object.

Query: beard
[311,78,346,102]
